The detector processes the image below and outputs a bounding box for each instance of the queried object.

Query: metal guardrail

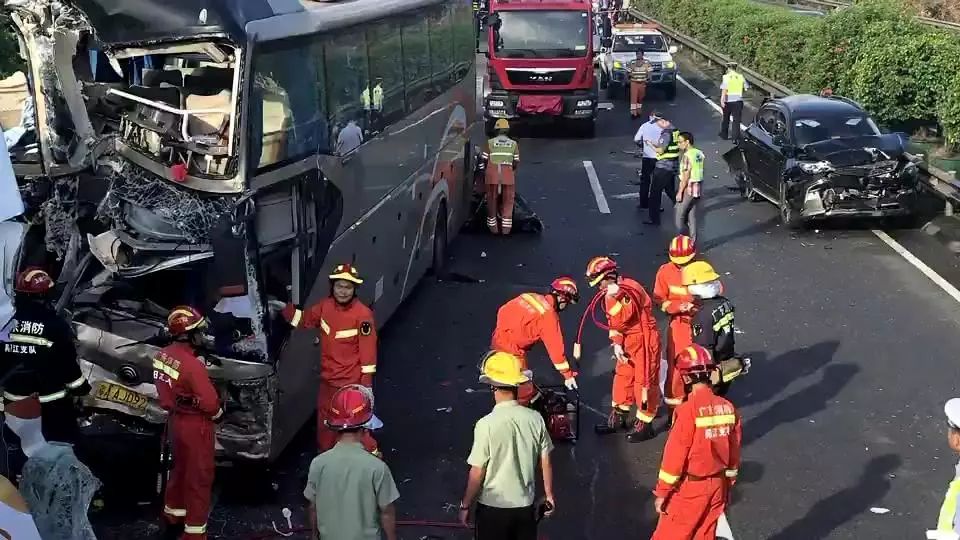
[627,8,960,213]
[784,0,960,31]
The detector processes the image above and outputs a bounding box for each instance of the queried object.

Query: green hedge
[0,16,22,78]
[632,0,960,150]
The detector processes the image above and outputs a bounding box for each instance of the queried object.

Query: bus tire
[431,201,449,281]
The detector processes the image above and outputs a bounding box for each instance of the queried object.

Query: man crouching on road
[459,352,556,540]
[304,385,398,540]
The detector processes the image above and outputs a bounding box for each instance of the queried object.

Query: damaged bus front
[3,0,281,465]
[3,0,477,475]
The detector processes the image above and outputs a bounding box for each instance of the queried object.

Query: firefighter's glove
[564,377,578,391]
[605,283,620,297]
[613,344,628,364]
[175,395,199,409]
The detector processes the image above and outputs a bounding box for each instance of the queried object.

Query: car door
[767,108,791,200]
[739,107,776,198]
[748,106,786,198]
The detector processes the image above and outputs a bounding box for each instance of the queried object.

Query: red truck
[482,0,599,137]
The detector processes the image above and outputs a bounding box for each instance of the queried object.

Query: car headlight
[576,99,593,107]
[613,61,622,69]
[798,161,834,174]
[488,100,505,108]
[665,61,676,69]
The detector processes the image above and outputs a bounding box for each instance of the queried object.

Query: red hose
[244,520,469,539]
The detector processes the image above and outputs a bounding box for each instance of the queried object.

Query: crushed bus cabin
[481,0,600,137]
[1,0,477,486]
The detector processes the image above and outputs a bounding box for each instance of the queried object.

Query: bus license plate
[95,382,148,412]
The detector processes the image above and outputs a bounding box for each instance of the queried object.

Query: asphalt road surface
[91,71,960,540]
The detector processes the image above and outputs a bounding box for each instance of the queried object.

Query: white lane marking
[583,160,612,214]
[717,513,736,540]
[677,75,960,307]
[873,230,960,303]
[580,401,608,419]
[612,192,640,200]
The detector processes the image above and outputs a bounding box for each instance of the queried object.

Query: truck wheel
[665,83,677,101]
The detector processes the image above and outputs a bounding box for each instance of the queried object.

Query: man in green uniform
[303,385,398,540]
[675,131,704,245]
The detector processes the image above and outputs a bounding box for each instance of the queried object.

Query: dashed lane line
[583,160,612,214]
[675,75,960,309]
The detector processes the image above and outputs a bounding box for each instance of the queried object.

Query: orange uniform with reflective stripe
[490,293,572,379]
[654,262,695,406]
[652,385,741,540]
[604,277,662,422]
[284,297,378,387]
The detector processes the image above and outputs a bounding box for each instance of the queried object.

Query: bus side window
[401,16,431,112]
[323,31,370,154]
[452,0,476,82]
[428,5,454,95]
[365,22,404,131]
[250,40,328,170]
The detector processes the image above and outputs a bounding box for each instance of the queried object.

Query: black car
[724,94,920,228]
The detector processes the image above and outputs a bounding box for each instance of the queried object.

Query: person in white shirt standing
[633,110,664,210]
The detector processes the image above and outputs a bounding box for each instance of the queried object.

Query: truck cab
[482,0,599,137]
[599,23,678,100]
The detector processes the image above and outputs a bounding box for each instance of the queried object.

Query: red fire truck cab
[483,0,599,137]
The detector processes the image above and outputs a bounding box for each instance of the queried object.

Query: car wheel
[665,83,677,101]
[779,186,804,230]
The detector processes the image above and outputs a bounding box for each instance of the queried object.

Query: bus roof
[72,0,305,47]
[247,0,451,43]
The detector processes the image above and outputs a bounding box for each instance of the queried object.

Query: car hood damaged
[798,134,906,168]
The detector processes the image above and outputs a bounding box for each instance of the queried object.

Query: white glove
[605,283,620,297]
[613,344,627,364]
[564,377,578,391]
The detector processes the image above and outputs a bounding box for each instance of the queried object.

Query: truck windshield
[612,34,666,53]
[493,10,590,59]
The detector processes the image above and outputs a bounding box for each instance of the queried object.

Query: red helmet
[15,268,54,294]
[668,235,696,265]
[675,344,715,375]
[550,277,580,304]
[585,256,618,287]
[329,263,364,285]
[326,384,375,431]
[167,306,207,336]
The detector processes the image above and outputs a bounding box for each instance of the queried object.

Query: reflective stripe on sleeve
[521,293,548,315]
[660,300,672,313]
[668,285,687,295]
[664,397,684,406]
[608,330,622,339]
[725,469,738,478]
[694,414,737,428]
[152,359,180,380]
[722,369,742,383]
[361,365,377,374]
[554,362,570,371]
[5,390,67,403]
[608,301,623,317]
[658,470,680,485]
[320,319,331,335]
[65,376,87,389]
[335,329,359,339]
[290,309,303,328]
[9,334,54,347]
[713,312,735,331]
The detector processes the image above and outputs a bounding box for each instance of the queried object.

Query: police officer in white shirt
[633,110,664,210]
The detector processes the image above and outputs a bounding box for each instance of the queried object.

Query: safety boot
[486,216,499,234]
[626,420,656,443]
[594,408,630,435]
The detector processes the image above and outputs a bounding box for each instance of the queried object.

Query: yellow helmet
[681,261,720,286]
[494,119,510,131]
[479,351,529,387]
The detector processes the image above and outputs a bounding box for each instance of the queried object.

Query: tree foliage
[632,0,960,149]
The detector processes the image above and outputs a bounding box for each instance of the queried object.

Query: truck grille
[505,68,576,86]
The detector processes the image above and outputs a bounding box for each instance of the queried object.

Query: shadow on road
[766,453,901,540]
[729,341,840,410]
[699,215,780,253]
[742,363,859,448]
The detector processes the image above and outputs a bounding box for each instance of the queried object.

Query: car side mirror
[668,45,679,54]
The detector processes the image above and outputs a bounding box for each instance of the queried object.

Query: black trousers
[475,503,537,540]
[637,157,656,208]
[720,100,744,140]
[649,167,677,224]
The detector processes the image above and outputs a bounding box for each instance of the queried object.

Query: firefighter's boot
[594,408,630,435]
[626,420,656,443]
[486,216,499,234]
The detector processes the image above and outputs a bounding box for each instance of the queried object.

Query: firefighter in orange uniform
[652,344,741,540]
[480,119,519,235]
[653,235,697,418]
[282,263,380,455]
[585,256,662,442]
[153,306,223,540]
[490,277,581,405]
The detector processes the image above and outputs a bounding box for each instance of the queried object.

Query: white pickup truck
[599,23,679,100]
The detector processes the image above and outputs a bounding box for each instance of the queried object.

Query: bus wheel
[431,202,449,281]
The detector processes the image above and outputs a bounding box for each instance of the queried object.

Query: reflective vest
[685,147,705,182]
[361,84,383,111]
[628,60,650,83]
[487,136,519,166]
[724,71,745,96]
[933,475,960,540]
[656,129,680,161]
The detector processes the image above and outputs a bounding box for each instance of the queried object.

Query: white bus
[3,0,477,473]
